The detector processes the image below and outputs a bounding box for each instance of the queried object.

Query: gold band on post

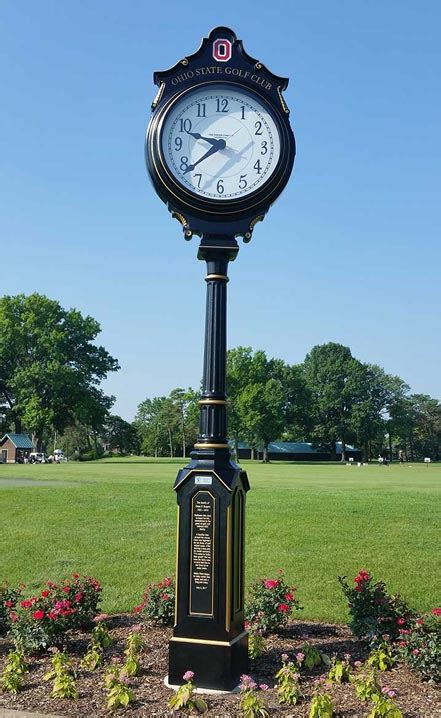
[198,399,227,406]
[205,274,229,282]
[194,442,229,449]
[170,630,247,647]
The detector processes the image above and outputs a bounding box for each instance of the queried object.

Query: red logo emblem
[213,38,232,62]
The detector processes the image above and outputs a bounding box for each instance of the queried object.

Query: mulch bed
[0,615,439,717]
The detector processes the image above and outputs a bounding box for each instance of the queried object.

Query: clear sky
[1,0,440,420]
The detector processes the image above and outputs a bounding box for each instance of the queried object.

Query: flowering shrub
[168,671,208,714]
[367,642,395,671]
[248,629,266,660]
[245,573,302,634]
[396,610,441,682]
[338,571,414,644]
[327,654,352,684]
[43,651,78,699]
[104,663,134,709]
[275,653,302,705]
[0,649,27,694]
[353,668,382,701]
[239,674,269,718]
[0,583,22,635]
[298,642,329,670]
[308,690,333,717]
[134,576,175,626]
[6,574,102,653]
[367,693,403,717]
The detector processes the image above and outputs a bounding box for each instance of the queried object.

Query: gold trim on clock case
[151,82,166,109]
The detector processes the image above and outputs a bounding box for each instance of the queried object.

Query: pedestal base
[168,631,248,691]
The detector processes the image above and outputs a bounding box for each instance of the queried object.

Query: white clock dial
[160,84,281,200]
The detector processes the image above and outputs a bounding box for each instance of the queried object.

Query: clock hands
[183,138,226,174]
[186,131,220,147]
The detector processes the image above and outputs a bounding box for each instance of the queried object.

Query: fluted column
[193,236,239,463]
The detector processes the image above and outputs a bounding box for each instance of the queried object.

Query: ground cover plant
[0,616,441,718]
[0,458,439,621]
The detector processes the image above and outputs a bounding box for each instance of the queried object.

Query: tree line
[1,294,440,461]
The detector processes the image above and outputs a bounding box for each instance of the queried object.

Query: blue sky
[1,0,440,420]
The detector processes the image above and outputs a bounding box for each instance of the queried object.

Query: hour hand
[186,131,220,147]
[183,139,226,173]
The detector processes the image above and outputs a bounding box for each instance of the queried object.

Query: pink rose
[263,579,279,589]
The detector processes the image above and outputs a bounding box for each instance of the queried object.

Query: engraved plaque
[190,490,215,616]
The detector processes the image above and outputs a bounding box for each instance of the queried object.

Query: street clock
[146,26,295,240]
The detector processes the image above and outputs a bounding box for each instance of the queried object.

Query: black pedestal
[168,458,249,691]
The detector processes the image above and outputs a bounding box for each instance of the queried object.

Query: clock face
[159,84,282,201]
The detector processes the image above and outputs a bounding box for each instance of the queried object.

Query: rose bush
[338,571,414,644]
[134,577,175,626]
[246,572,302,634]
[397,609,441,682]
[0,583,22,636]
[5,574,102,653]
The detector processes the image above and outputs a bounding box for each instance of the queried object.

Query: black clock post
[145,27,295,692]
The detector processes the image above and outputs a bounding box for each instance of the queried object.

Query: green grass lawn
[0,458,439,622]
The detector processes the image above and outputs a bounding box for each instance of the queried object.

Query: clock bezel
[146,80,295,222]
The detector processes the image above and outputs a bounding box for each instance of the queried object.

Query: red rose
[48,610,58,620]
[62,585,71,593]
[161,594,169,601]
[74,593,83,603]
[33,610,45,620]
[432,608,441,616]
[9,611,18,623]
[20,599,33,608]
[41,590,50,598]
[278,603,290,613]
[284,592,294,602]
[354,585,362,592]
[133,604,143,614]
[164,577,172,587]
[4,600,14,608]
[264,579,279,590]
[397,617,405,625]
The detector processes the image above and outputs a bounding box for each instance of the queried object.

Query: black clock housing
[145,26,295,241]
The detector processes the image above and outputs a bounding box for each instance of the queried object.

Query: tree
[134,389,199,458]
[101,414,140,455]
[226,347,291,461]
[303,342,361,459]
[0,293,119,449]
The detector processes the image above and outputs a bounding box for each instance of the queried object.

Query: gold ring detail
[205,274,229,282]
[194,443,229,449]
[198,399,227,405]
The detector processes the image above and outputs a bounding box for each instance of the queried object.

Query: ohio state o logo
[213,38,232,62]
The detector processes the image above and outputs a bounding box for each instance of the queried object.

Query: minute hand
[183,139,226,174]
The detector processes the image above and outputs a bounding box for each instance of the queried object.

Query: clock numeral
[253,159,262,174]
[240,105,245,120]
[180,156,189,171]
[179,118,192,133]
[254,121,263,135]
[216,179,225,194]
[239,174,247,189]
[194,173,202,188]
[260,140,268,155]
[216,98,229,113]
[174,137,183,151]
[197,103,206,118]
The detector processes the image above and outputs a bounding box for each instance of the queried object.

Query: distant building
[0,433,34,463]
[232,441,362,462]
